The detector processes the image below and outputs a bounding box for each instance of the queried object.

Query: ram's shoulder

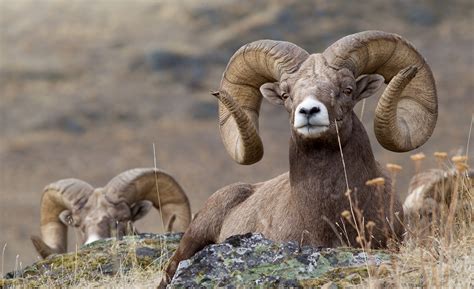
[205,182,255,209]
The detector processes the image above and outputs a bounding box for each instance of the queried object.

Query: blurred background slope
[0,0,472,272]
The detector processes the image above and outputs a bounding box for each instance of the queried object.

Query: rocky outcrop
[2,233,391,288]
[1,233,182,288]
[171,233,390,288]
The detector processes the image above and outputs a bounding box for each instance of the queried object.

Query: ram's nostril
[299,106,321,116]
[309,106,321,115]
[299,107,308,115]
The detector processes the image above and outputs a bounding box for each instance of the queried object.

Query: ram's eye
[342,88,352,95]
[281,92,289,100]
[70,217,80,227]
[65,215,74,225]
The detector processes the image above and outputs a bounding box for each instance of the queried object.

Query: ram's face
[260,54,384,142]
[59,190,153,244]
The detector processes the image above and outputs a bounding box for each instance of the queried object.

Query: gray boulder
[171,233,390,288]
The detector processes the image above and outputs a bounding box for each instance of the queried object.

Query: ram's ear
[355,74,385,102]
[58,210,74,226]
[130,200,153,221]
[260,82,285,106]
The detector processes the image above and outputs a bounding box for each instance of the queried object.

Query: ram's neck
[288,113,379,208]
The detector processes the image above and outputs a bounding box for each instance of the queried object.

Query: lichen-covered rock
[171,233,391,288]
[1,233,182,288]
[1,233,391,288]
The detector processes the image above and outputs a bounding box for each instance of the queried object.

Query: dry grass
[334,113,473,288]
[351,153,473,289]
[390,156,472,288]
[0,232,176,288]
[2,148,472,287]
[392,227,473,288]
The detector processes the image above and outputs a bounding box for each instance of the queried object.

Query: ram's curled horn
[32,179,94,258]
[104,168,191,232]
[323,30,437,152]
[217,40,309,165]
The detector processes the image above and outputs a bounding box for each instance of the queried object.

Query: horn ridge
[323,30,437,152]
[218,40,309,164]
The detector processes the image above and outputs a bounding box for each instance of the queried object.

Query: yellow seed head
[366,221,376,229]
[366,177,385,186]
[356,236,364,244]
[451,155,468,163]
[410,153,426,161]
[454,162,469,173]
[341,210,351,219]
[434,152,448,160]
[386,163,402,173]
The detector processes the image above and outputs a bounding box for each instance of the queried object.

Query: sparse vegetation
[2,152,471,288]
[2,233,181,288]
[387,153,473,288]
[1,0,473,287]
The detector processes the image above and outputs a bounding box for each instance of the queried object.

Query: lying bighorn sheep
[161,30,437,284]
[31,168,191,258]
[404,168,473,235]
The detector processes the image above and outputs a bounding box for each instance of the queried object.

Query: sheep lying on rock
[403,168,473,236]
[161,30,438,285]
[31,168,191,258]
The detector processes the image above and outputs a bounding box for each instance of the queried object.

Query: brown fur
[160,54,405,286]
[31,168,191,258]
[403,168,473,235]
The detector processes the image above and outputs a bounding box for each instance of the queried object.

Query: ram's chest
[260,212,307,242]
[218,208,302,243]
[220,212,341,248]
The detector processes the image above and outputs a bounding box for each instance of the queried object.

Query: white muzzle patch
[294,97,329,137]
[85,233,101,245]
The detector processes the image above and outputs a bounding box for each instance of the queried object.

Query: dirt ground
[1,0,473,273]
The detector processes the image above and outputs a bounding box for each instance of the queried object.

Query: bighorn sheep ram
[161,31,437,284]
[31,168,191,258]
[403,168,473,235]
